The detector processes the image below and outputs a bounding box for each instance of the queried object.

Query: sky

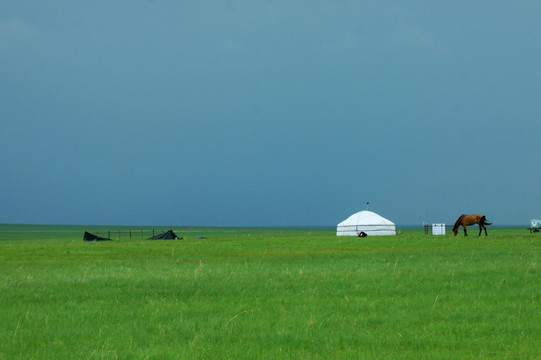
[1,1,540,227]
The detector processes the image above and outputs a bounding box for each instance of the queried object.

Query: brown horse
[453,214,492,236]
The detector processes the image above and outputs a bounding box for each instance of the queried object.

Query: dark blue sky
[1,1,540,226]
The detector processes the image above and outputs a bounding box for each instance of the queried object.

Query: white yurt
[336,210,396,236]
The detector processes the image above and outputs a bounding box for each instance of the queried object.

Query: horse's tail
[480,216,493,226]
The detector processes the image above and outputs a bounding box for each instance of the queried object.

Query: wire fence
[93,229,168,240]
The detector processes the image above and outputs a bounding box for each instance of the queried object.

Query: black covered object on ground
[147,229,182,240]
[83,231,112,241]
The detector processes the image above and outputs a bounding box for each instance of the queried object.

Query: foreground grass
[0,225,539,359]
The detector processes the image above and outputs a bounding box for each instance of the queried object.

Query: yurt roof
[337,210,395,226]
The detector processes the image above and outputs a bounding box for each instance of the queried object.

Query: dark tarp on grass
[83,231,112,241]
[147,229,182,240]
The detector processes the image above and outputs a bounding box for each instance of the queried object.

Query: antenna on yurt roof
[366,202,370,210]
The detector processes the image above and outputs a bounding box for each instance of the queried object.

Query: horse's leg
[476,223,489,236]
[463,225,467,236]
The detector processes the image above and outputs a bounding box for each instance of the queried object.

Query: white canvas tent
[336,210,396,236]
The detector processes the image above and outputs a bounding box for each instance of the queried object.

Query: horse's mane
[453,214,465,231]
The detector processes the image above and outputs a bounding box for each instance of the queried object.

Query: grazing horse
[453,214,492,236]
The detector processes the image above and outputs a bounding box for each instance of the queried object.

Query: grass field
[0,224,539,359]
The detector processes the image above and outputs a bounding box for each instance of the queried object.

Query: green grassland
[0,225,539,359]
